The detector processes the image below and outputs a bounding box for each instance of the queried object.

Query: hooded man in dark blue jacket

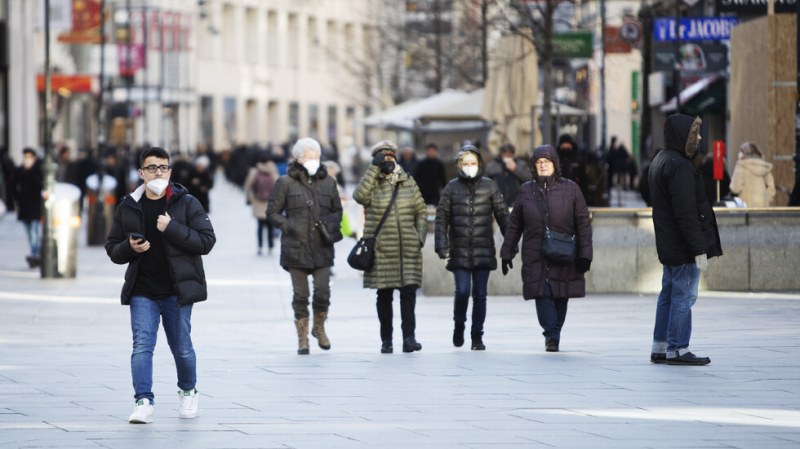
[648,115,722,366]
[105,147,216,423]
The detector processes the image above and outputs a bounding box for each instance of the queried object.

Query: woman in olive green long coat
[353,141,427,354]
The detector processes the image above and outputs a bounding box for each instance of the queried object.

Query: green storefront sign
[553,32,593,58]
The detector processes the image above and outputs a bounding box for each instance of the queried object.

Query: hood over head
[531,144,562,180]
[664,114,703,159]
[455,144,484,180]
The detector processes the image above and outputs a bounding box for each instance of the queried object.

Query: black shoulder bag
[537,186,577,264]
[347,184,400,271]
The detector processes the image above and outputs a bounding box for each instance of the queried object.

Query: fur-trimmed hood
[664,114,702,159]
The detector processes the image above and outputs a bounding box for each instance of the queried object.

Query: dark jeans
[376,285,417,342]
[289,267,331,319]
[453,269,489,335]
[257,218,274,249]
[535,283,569,341]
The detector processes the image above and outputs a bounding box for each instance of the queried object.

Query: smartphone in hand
[129,232,145,243]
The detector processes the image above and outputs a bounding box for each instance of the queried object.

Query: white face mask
[303,160,320,176]
[146,178,169,196]
[462,166,479,178]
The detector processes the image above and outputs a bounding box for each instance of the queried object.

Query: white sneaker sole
[128,416,153,424]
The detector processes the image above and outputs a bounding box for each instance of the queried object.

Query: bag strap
[372,184,400,238]
[533,183,551,231]
[298,183,322,223]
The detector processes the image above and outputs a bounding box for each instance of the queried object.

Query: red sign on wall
[713,140,726,181]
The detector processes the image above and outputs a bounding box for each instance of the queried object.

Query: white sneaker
[128,399,154,424]
[178,389,199,419]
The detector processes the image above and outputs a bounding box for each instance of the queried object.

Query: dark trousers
[376,286,417,342]
[535,283,569,341]
[453,269,489,335]
[289,267,331,319]
[257,218,274,249]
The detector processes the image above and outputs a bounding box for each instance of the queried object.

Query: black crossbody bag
[347,184,399,271]
[536,187,577,264]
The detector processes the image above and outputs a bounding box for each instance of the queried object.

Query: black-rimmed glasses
[142,164,172,173]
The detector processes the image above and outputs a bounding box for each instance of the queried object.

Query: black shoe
[402,337,422,353]
[297,348,309,355]
[666,352,710,365]
[380,340,393,354]
[470,333,485,351]
[650,353,667,364]
[545,338,559,352]
[453,322,465,347]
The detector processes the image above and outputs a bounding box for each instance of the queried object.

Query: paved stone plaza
[1,182,798,449]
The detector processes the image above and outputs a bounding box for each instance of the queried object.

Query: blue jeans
[535,282,569,341]
[22,220,41,257]
[130,295,196,403]
[652,263,700,358]
[453,269,489,334]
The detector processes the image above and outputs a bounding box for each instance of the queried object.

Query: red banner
[713,140,726,181]
[36,74,94,94]
[57,0,104,44]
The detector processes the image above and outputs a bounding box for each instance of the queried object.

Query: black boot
[402,337,422,353]
[470,332,485,351]
[381,340,393,354]
[452,322,465,347]
[545,337,559,352]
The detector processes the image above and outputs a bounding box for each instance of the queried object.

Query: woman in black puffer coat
[500,145,593,353]
[435,145,509,350]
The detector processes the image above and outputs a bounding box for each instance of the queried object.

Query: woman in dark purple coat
[500,145,593,352]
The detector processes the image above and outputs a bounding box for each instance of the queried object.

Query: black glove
[501,258,513,276]
[576,257,591,273]
[372,152,386,167]
[437,249,448,260]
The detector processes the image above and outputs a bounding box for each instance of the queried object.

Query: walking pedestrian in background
[413,143,447,206]
[187,155,214,213]
[730,142,776,207]
[485,143,532,208]
[435,144,509,351]
[267,138,343,355]
[105,147,216,423]
[243,155,278,255]
[13,147,43,268]
[648,115,722,366]
[353,141,427,354]
[499,145,593,353]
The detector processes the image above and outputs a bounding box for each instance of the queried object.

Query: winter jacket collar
[126,182,186,206]
[288,161,329,182]
[737,157,773,175]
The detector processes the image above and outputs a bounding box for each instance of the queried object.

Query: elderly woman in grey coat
[267,138,343,355]
[353,140,427,354]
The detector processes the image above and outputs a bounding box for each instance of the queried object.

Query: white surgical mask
[462,166,479,178]
[146,178,169,196]
[303,160,320,176]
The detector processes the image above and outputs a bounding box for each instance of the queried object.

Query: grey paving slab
[1,180,799,449]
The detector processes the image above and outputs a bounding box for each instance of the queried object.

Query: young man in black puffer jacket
[105,147,216,424]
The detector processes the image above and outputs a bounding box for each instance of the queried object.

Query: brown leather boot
[295,318,309,355]
[311,311,331,350]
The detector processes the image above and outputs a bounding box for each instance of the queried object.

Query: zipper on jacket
[393,181,404,286]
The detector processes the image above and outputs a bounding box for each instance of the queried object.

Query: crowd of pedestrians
[7,113,784,423]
